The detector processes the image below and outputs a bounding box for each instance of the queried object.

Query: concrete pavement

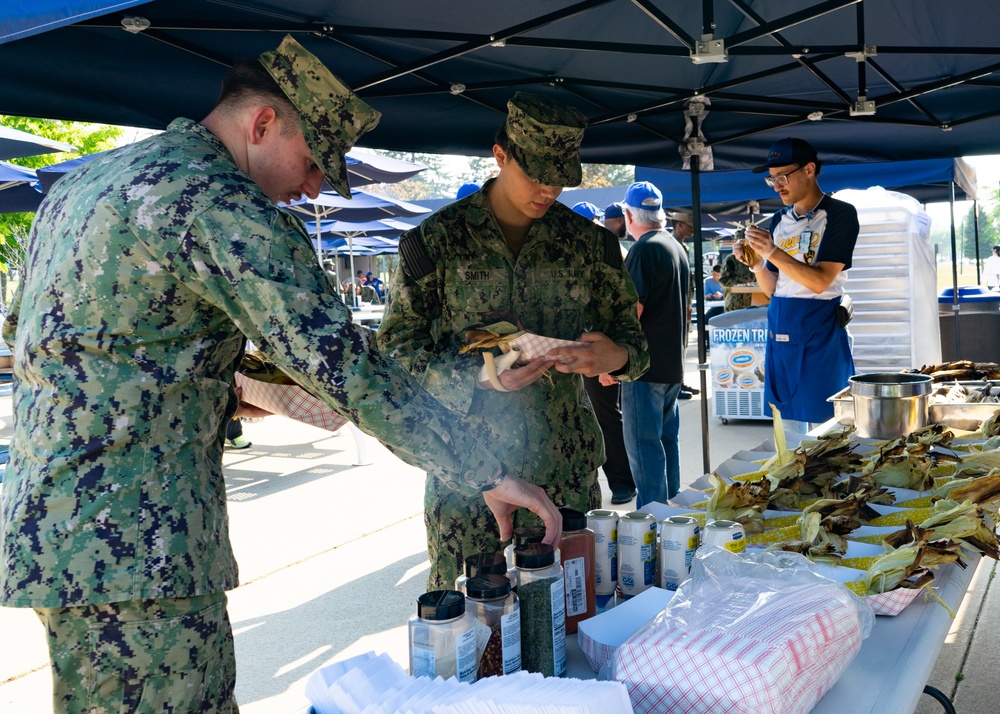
[1,346,996,713]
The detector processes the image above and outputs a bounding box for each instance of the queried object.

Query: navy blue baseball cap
[603,203,624,219]
[572,201,602,220]
[752,137,819,173]
[623,181,662,210]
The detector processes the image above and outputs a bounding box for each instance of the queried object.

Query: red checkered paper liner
[612,576,865,714]
[234,372,347,433]
[865,586,923,616]
[579,629,618,673]
[506,332,587,361]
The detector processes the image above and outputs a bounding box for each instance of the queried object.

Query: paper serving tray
[235,372,348,433]
[577,587,676,673]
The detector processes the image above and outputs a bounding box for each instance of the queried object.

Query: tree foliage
[0,115,123,273]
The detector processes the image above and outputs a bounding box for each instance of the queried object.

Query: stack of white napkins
[305,652,633,714]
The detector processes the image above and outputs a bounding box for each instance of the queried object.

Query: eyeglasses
[764,165,803,188]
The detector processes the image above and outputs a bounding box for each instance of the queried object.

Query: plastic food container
[848,373,933,439]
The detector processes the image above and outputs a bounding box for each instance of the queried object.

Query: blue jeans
[621,381,682,509]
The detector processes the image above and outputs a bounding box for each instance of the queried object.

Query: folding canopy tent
[0,125,74,161]
[36,149,426,194]
[6,0,1000,470]
[0,162,43,214]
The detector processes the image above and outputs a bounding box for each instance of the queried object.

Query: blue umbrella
[0,124,74,161]
[303,218,413,237]
[0,161,43,213]
[283,189,429,224]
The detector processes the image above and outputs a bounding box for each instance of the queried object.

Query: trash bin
[938,286,1000,362]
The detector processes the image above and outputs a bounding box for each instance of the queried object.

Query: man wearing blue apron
[737,138,859,433]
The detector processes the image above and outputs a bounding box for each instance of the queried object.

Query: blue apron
[764,295,854,423]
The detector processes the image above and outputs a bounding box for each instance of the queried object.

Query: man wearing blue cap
[738,137,858,431]
[603,203,626,240]
[571,201,603,223]
[620,181,690,506]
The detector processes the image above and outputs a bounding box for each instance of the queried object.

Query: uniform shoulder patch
[602,232,624,269]
[399,231,436,280]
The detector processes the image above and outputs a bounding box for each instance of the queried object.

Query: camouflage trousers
[35,592,238,714]
[424,471,602,589]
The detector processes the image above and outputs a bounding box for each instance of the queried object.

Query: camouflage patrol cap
[259,35,381,199]
[504,92,587,187]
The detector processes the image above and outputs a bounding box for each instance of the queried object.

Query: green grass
[936,264,982,292]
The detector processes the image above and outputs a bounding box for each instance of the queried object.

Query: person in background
[378,92,649,588]
[738,137,859,433]
[702,263,725,351]
[705,263,724,301]
[620,182,690,507]
[573,202,636,504]
[666,210,700,399]
[603,202,627,241]
[984,244,1000,290]
[226,417,252,449]
[571,201,603,223]
[456,180,482,199]
[719,245,756,312]
[1,37,562,713]
[365,271,384,299]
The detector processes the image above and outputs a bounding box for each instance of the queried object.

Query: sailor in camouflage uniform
[0,37,561,713]
[377,93,649,588]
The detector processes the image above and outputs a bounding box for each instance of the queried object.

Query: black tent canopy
[3,0,999,470]
[3,1,1000,169]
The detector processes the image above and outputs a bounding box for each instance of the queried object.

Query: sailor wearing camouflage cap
[378,91,649,589]
[1,35,562,711]
[259,35,381,199]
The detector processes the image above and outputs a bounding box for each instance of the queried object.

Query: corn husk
[952,448,1000,478]
[239,351,299,385]
[978,409,1000,437]
[761,511,846,562]
[766,539,842,565]
[882,501,999,559]
[859,544,931,595]
[906,423,955,447]
[933,471,1000,507]
[863,440,937,491]
[705,472,770,533]
[459,313,526,355]
[823,475,896,518]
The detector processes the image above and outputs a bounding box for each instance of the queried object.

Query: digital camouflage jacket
[377,182,648,490]
[1,120,507,608]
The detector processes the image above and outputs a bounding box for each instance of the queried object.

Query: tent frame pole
[691,155,711,475]
[949,181,961,358]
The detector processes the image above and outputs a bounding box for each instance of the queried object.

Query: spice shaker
[465,574,521,678]
[408,590,477,683]
[455,552,508,594]
[504,526,561,569]
[557,507,595,634]
[510,543,566,677]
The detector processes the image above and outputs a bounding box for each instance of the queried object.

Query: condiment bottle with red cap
[557,506,596,634]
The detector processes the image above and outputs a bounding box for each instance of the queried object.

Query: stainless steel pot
[848,373,933,439]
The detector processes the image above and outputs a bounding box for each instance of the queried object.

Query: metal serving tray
[829,381,1000,431]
